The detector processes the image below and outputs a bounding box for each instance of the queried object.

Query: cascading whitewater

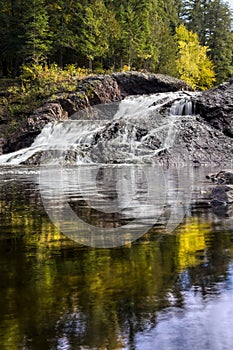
[0,91,198,165]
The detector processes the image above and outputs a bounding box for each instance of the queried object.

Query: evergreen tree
[77,0,119,70]
[150,0,180,74]
[46,0,81,67]
[0,0,24,75]
[1,0,230,80]
[181,0,233,83]
[19,0,51,63]
[205,0,233,83]
[111,0,155,69]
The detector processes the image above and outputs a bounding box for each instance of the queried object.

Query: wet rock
[193,78,233,138]
[79,75,122,105]
[57,92,90,116]
[1,72,232,161]
[206,169,233,217]
[172,118,233,165]
[209,184,233,218]
[4,102,68,152]
[206,170,233,184]
[210,185,233,205]
[0,72,193,154]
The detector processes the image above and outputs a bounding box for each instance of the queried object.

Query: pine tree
[19,0,51,63]
[205,0,233,83]
[46,0,80,68]
[77,0,119,71]
[181,0,233,83]
[112,0,161,70]
[150,0,180,74]
[0,0,24,75]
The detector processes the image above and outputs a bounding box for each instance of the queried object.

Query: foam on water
[0,91,198,165]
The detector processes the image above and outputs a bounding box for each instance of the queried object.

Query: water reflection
[136,279,233,350]
[0,167,232,349]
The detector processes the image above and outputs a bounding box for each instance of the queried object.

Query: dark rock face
[210,185,233,205]
[194,79,233,138]
[57,73,191,117]
[206,169,233,217]
[206,170,233,184]
[112,72,193,96]
[80,75,122,105]
[4,102,68,153]
[170,118,233,165]
[57,76,121,117]
[88,115,232,165]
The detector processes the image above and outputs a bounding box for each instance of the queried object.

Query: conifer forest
[0,0,232,87]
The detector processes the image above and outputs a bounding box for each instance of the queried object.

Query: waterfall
[170,96,196,116]
[0,91,198,166]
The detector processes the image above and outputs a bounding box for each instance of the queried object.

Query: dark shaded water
[0,165,233,350]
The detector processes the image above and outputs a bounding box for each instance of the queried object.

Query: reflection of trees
[0,178,233,349]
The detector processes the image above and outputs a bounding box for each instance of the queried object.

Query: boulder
[206,170,233,184]
[206,169,233,216]
[210,185,233,205]
[112,72,193,96]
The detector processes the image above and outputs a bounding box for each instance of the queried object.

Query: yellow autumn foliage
[175,24,216,90]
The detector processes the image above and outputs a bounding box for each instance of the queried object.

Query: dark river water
[0,165,233,350]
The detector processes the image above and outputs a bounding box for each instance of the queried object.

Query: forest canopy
[0,0,232,89]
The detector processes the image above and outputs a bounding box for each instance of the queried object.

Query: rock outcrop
[3,102,68,153]
[193,79,233,138]
[0,72,233,166]
[111,72,193,96]
[206,170,233,185]
[1,72,192,153]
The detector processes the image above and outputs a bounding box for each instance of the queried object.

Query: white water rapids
[0,91,198,165]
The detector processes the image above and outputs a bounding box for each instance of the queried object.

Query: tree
[46,0,81,68]
[19,0,51,63]
[0,0,24,75]
[181,0,233,83]
[77,0,119,71]
[204,0,233,83]
[175,24,215,90]
[150,0,181,74]
[110,0,157,70]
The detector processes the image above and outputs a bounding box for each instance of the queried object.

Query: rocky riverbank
[0,72,192,153]
[0,71,232,165]
[207,170,233,217]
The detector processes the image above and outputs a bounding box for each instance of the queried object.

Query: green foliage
[181,0,233,84]
[0,0,232,84]
[19,63,91,98]
[19,0,51,63]
[77,0,119,70]
[175,24,216,90]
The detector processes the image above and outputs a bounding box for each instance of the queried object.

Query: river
[0,92,232,349]
[0,165,232,350]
